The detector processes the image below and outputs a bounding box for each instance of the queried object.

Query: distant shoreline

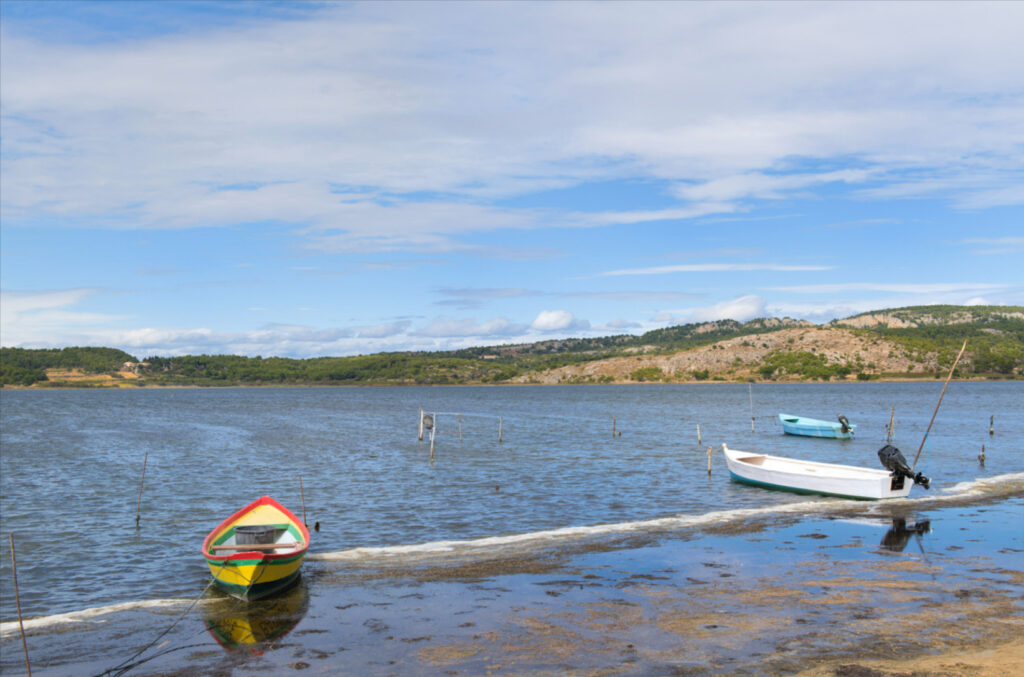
[4,375,1020,390]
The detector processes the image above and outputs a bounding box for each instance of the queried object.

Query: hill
[2,305,1021,387]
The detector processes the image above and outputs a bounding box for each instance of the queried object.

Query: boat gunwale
[202,496,310,564]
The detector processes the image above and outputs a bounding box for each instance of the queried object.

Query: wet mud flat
[3,494,1022,676]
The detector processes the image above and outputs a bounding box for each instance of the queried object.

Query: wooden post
[697,424,702,446]
[429,426,435,460]
[135,451,148,526]
[706,446,713,475]
[979,444,986,465]
[612,417,617,438]
[459,413,463,442]
[748,383,755,433]
[9,533,32,676]
[498,416,503,443]
[989,415,994,436]
[912,339,968,471]
[419,408,424,442]
[299,473,307,527]
[887,407,895,443]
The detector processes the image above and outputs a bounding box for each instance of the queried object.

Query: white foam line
[310,472,1024,563]
[310,499,839,562]
[0,597,209,639]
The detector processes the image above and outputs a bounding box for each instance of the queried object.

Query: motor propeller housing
[877,444,930,489]
[837,413,851,433]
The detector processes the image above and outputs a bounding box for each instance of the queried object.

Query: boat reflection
[203,579,309,653]
[880,517,931,553]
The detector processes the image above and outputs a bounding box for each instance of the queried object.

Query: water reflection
[880,517,931,553]
[203,580,309,653]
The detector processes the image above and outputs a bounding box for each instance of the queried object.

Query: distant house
[122,361,151,374]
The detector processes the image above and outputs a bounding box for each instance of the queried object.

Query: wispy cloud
[767,282,1008,294]
[959,237,1024,255]
[600,263,833,277]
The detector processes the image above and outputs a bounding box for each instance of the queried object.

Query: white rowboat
[721,444,914,500]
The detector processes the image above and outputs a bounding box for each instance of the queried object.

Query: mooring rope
[96,552,267,677]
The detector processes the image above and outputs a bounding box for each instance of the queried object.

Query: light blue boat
[778,413,855,439]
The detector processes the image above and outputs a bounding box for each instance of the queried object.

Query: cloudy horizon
[2,1,1022,358]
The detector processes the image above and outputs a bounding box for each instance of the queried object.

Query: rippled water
[2,382,1021,619]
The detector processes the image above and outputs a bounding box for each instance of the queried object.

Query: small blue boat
[778,413,855,439]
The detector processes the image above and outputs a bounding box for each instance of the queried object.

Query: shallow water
[1,382,1021,621]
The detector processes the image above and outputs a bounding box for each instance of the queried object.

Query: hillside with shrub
[2,305,1021,387]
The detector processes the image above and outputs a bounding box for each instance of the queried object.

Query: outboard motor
[837,414,852,434]
[877,444,930,490]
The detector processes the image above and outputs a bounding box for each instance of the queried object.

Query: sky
[1,1,1022,359]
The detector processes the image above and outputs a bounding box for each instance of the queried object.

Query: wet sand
[3,491,1022,676]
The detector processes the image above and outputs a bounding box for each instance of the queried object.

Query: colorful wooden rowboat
[722,444,915,500]
[202,496,310,601]
[778,413,855,439]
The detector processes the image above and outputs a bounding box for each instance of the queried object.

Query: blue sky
[2,1,1022,359]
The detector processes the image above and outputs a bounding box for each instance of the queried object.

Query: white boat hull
[722,444,913,500]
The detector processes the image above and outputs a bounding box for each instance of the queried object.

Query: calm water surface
[1,382,1021,619]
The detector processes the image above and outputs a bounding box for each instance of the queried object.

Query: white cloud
[689,295,767,323]
[0,289,127,345]
[530,310,589,332]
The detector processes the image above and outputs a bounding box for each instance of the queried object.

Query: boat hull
[722,444,912,500]
[202,496,310,601]
[778,413,855,439]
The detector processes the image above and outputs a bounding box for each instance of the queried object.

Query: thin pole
[697,424,702,446]
[706,446,713,475]
[912,339,967,470]
[458,413,463,442]
[135,451,148,526]
[498,416,503,443]
[10,533,32,676]
[299,473,307,527]
[989,414,994,436]
[612,417,617,438]
[748,382,755,432]
[887,407,895,443]
[429,425,435,460]
[419,408,424,442]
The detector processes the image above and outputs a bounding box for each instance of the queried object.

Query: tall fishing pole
[912,339,967,471]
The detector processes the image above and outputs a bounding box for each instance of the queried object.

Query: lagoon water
[2,382,1022,623]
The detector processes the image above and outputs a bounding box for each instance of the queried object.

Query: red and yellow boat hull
[202,496,310,601]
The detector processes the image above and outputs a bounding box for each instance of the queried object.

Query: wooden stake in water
[135,451,148,526]
[979,444,986,465]
[989,414,994,436]
[459,413,463,442]
[706,446,713,475]
[430,413,437,459]
[498,416,503,443]
[887,407,896,443]
[748,382,755,433]
[9,533,32,676]
[299,473,307,527]
[612,417,617,438]
[697,424,702,446]
[912,339,968,471]
[418,408,424,442]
